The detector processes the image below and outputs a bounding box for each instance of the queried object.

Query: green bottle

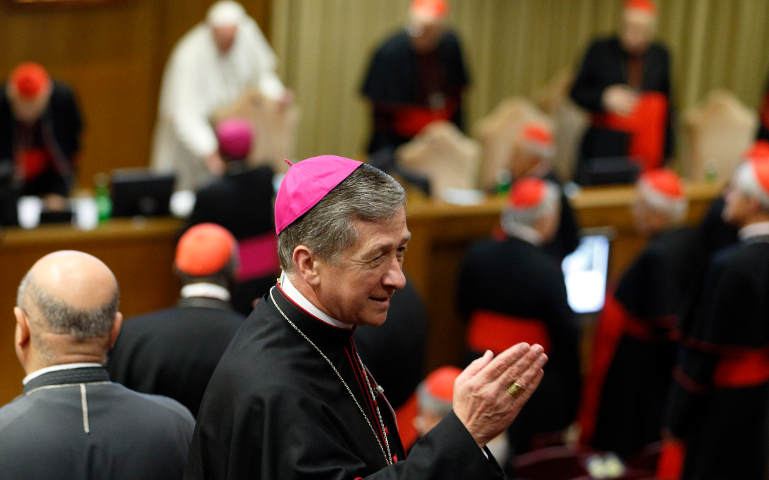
[94,173,112,223]
[495,170,512,195]
[704,158,718,184]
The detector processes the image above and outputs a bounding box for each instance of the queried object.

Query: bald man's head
[17,251,120,341]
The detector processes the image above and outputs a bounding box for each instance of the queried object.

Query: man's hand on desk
[43,194,68,212]
[602,85,639,116]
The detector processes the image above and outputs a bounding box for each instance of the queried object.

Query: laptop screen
[561,234,611,314]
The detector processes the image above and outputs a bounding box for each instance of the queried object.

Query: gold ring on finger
[507,382,525,397]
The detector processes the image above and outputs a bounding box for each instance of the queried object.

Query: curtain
[270,0,769,162]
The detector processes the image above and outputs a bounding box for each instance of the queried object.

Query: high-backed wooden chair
[213,88,300,174]
[474,97,551,191]
[534,68,590,182]
[396,121,481,200]
[683,90,757,181]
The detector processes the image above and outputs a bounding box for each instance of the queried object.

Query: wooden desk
[403,182,724,371]
[0,217,182,404]
[0,182,723,406]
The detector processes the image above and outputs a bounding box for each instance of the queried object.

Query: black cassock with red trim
[360,29,469,154]
[664,236,769,480]
[457,234,581,454]
[578,226,699,456]
[184,285,504,479]
[569,35,674,183]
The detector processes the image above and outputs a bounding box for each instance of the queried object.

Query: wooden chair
[534,68,590,182]
[474,97,551,191]
[396,121,481,200]
[212,88,300,174]
[683,90,757,181]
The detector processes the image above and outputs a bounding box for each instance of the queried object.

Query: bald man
[0,251,194,480]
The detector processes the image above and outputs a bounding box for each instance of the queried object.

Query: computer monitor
[579,156,640,186]
[111,169,175,218]
[561,231,612,314]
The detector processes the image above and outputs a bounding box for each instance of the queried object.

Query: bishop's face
[7,84,49,125]
[408,15,446,53]
[632,197,667,235]
[314,207,410,327]
[619,8,656,56]
[211,25,238,54]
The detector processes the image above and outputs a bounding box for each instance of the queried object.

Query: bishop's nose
[382,254,407,291]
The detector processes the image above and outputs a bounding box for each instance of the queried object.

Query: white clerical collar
[502,222,543,246]
[23,362,102,385]
[181,283,231,302]
[739,221,769,241]
[279,272,353,330]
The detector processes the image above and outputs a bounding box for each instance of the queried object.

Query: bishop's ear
[13,307,31,361]
[14,307,29,342]
[109,312,123,349]
[292,245,322,286]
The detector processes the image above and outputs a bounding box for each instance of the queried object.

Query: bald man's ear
[109,312,123,350]
[292,245,321,287]
[14,307,30,365]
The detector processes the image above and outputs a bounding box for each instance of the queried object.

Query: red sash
[392,101,456,138]
[713,349,769,388]
[623,314,655,341]
[395,393,419,451]
[651,350,769,480]
[577,291,627,446]
[656,438,686,480]
[15,148,50,180]
[467,310,551,355]
[623,313,678,342]
[592,92,668,171]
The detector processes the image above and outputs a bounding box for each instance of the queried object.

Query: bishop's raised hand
[452,343,548,448]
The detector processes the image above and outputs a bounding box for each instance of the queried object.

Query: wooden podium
[0,182,722,406]
[0,218,182,405]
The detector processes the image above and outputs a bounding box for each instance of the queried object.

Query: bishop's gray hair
[500,180,560,233]
[416,381,453,418]
[734,161,769,210]
[16,271,120,341]
[277,163,406,271]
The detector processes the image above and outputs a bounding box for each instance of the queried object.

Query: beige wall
[0,0,271,188]
[271,0,769,163]
[3,0,768,183]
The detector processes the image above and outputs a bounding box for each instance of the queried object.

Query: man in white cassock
[151,0,286,191]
